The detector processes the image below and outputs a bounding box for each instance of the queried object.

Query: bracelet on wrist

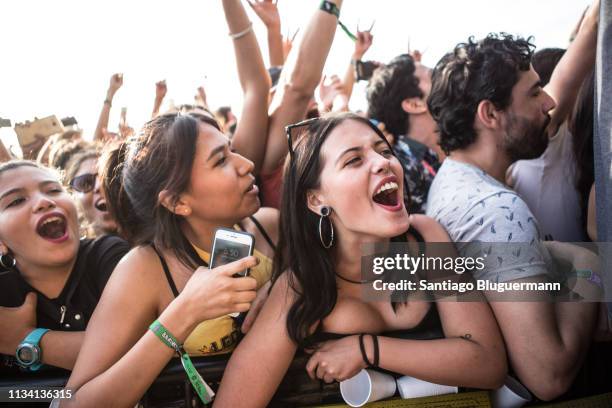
[229,22,253,40]
[103,99,112,107]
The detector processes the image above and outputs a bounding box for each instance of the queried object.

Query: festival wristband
[149,320,215,404]
[319,0,357,41]
[574,269,603,289]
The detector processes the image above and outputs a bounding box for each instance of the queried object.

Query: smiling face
[0,165,79,270]
[180,122,260,225]
[500,65,556,161]
[309,119,410,241]
[72,157,117,235]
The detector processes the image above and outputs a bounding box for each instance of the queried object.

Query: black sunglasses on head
[70,173,97,193]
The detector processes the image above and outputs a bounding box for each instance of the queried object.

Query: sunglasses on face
[70,173,97,193]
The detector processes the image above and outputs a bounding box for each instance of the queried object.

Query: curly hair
[366,54,423,137]
[427,33,535,154]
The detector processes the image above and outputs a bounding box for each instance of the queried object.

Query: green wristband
[149,320,180,351]
[319,0,340,17]
[149,320,215,404]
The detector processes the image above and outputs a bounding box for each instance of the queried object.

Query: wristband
[319,0,357,41]
[229,22,253,40]
[358,334,371,367]
[103,99,112,107]
[149,320,215,404]
[370,334,379,367]
[574,269,603,289]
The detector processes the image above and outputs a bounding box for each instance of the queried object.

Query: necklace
[335,272,377,284]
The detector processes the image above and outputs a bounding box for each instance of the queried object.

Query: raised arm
[545,0,599,135]
[62,249,258,407]
[222,0,271,175]
[93,73,123,142]
[261,0,342,173]
[342,29,373,102]
[249,0,284,67]
[151,80,167,119]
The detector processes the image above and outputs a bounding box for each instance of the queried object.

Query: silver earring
[0,254,16,269]
[318,206,334,249]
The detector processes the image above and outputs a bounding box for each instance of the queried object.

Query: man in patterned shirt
[426,24,600,401]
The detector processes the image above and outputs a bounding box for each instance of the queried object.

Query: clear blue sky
[0,0,591,151]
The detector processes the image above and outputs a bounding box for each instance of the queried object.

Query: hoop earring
[0,253,16,269]
[318,206,334,249]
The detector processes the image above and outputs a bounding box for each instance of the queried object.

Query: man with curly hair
[366,54,441,214]
[426,4,600,400]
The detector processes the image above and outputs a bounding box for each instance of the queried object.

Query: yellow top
[182,240,273,356]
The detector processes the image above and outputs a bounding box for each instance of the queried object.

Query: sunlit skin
[310,119,410,246]
[72,158,117,235]
[0,166,80,288]
[179,122,261,250]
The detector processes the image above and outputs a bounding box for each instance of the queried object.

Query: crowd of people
[0,0,610,407]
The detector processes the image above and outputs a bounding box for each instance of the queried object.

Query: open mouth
[94,199,108,212]
[372,181,400,207]
[245,179,259,195]
[36,214,68,241]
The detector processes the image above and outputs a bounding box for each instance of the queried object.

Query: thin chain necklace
[335,272,377,284]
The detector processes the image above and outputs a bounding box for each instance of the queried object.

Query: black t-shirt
[0,235,129,331]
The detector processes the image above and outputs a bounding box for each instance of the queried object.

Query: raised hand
[195,85,208,108]
[178,256,259,322]
[0,292,37,355]
[108,73,123,97]
[155,80,167,101]
[317,75,345,112]
[248,0,280,29]
[353,30,373,60]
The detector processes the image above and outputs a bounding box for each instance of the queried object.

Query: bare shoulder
[410,214,451,242]
[101,245,164,307]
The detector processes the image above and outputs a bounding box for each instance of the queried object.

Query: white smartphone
[209,228,255,277]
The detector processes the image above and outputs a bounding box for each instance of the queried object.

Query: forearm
[279,0,342,96]
[342,54,360,101]
[94,90,114,142]
[378,336,505,389]
[63,299,197,408]
[267,25,284,67]
[262,0,342,172]
[546,1,598,130]
[151,97,164,119]
[40,331,84,370]
[222,0,271,175]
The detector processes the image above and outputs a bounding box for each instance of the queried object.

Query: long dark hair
[111,112,221,268]
[570,69,594,227]
[272,113,397,346]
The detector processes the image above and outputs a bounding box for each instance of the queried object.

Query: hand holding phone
[179,257,258,323]
[210,228,255,277]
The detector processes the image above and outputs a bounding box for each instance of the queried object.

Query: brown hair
[114,112,221,268]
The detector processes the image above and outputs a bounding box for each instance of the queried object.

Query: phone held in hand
[209,228,255,277]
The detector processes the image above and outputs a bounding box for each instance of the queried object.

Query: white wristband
[229,22,253,40]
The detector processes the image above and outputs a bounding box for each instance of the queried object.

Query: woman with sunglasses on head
[65,149,118,237]
[0,161,129,373]
[214,113,507,407]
